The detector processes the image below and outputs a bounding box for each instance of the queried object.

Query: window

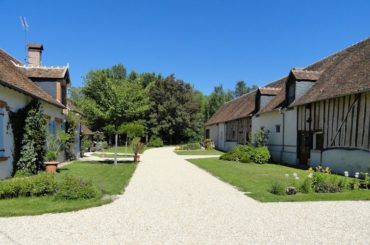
[275,125,281,133]
[0,108,4,157]
[232,130,236,139]
[205,129,210,139]
[313,132,323,150]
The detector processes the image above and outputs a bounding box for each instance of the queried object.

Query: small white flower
[308,173,313,178]
[344,171,349,177]
[285,174,289,178]
[294,176,300,180]
[293,173,298,177]
[355,172,359,178]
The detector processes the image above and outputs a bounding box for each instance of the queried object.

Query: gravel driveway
[0,147,369,244]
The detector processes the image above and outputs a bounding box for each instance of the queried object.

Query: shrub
[251,147,270,164]
[253,129,269,147]
[180,143,201,150]
[147,136,164,147]
[351,178,360,190]
[219,151,239,161]
[300,177,313,193]
[240,156,252,163]
[314,182,341,193]
[0,173,57,199]
[204,139,214,150]
[131,137,145,154]
[55,175,100,200]
[269,182,285,195]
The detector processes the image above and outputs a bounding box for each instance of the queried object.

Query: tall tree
[148,75,200,144]
[234,80,249,97]
[80,65,149,164]
[205,85,232,120]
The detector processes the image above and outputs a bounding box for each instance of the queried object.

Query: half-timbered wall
[298,92,370,150]
[225,117,251,144]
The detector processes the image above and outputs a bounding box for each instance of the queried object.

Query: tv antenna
[20,16,29,63]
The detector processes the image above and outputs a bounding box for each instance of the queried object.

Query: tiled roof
[205,90,258,126]
[0,49,64,108]
[260,37,370,113]
[291,69,322,81]
[81,124,94,135]
[293,37,370,106]
[16,65,69,80]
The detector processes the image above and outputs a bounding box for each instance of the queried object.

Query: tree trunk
[114,133,118,165]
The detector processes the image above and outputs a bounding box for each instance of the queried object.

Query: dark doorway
[298,131,312,165]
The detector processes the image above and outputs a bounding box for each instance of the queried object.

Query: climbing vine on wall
[9,100,47,175]
[65,113,77,160]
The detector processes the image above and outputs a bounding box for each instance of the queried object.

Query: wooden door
[298,131,312,165]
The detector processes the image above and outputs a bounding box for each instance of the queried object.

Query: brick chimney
[27,43,43,66]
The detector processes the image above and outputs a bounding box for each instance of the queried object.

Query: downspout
[280,108,285,163]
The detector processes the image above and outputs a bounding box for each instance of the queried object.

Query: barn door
[298,131,312,165]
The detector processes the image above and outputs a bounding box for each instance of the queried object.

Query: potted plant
[44,131,70,173]
[131,137,145,162]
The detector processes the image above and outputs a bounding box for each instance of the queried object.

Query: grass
[188,158,370,202]
[91,152,133,158]
[0,161,137,217]
[175,149,223,155]
[105,145,151,154]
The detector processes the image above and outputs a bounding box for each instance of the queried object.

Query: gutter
[0,80,66,109]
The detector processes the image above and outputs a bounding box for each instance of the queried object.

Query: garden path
[0,147,369,244]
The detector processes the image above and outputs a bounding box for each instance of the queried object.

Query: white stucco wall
[252,108,297,164]
[310,149,370,175]
[0,85,65,179]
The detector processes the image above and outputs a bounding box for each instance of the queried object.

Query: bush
[240,156,252,163]
[251,147,271,164]
[314,182,342,193]
[300,177,313,193]
[269,182,285,195]
[55,175,100,200]
[179,143,201,150]
[204,139,214,150]
[147,136,164,147]
[219,151,239,161]
[0,173,57,199]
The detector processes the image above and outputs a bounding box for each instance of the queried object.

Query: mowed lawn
[105,146,151,154]
[0,161,136,217]
[175,149,223,155]
[189,158,370,202]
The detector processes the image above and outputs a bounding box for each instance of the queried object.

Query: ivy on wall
[9,100,47,175]
[65,113,77,160]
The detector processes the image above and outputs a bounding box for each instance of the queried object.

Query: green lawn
[175,149,223,155]
[0,161,136,217]
[189,158,370,202]
[105,145,151,154]
[91,152,133,158]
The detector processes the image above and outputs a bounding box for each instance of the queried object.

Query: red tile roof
[0,49,64,108]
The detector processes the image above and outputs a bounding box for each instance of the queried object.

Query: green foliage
[46,130,70,161]
[55,175,100,200]
[147,136,164,147]
[219,145,270,164]
[203,139,214,150]
[119,122,145,139]
[65,113,77,160]
[205,85,233,120]
[16,100,47,175]
[269,182,285,195]
[131,137,145,154]
[0,173,57,199]
[179,143,201,150]
[253,128,269,147]
[148,75,201,144]
[314,182,342,193]
[300,177,313,193]
[251,147,271,164]
[219,152,239,161]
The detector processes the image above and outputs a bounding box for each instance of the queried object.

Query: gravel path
[0,147,369,244]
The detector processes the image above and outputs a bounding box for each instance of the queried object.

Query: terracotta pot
[134,153,140,162]
[45,161,59,173]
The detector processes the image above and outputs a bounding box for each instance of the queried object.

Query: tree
[80,65,149,164]
[205,85,232,120]
[234,80,248,97]
[148,75,200,144]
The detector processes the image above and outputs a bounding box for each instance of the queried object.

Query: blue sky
[1,0,369,94]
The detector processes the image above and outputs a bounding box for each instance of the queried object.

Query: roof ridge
[305,35,370,71]
[222,89,258,105]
